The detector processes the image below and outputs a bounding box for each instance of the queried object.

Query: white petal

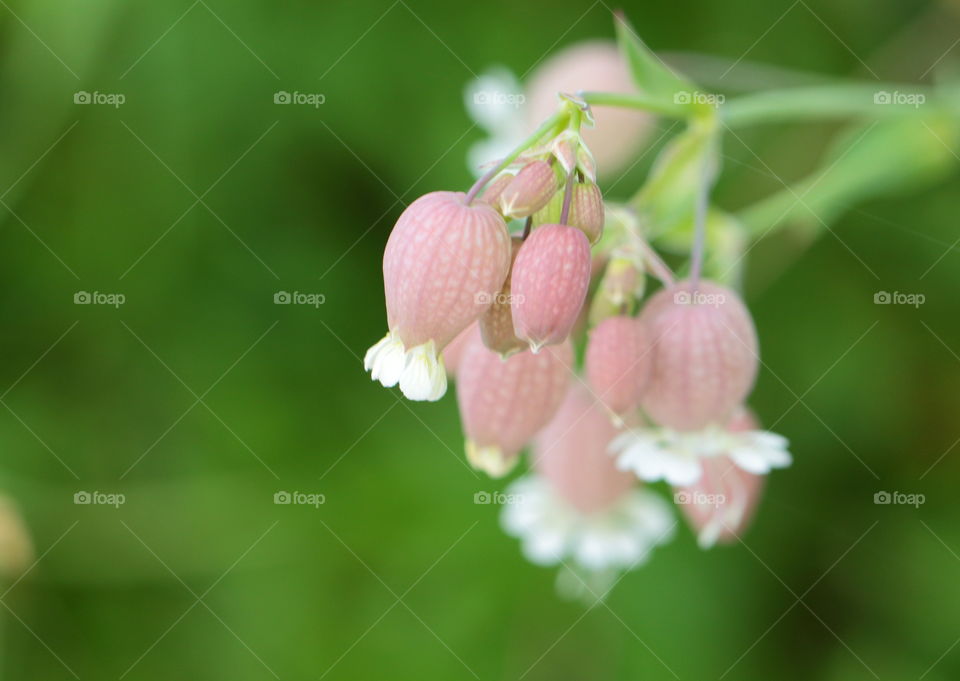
[398,342,447,401]
[729,430,792,474]
[365,332,406,387]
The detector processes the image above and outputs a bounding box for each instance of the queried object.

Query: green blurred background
[0,0,959,678]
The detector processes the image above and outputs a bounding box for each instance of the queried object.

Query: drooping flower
[479,237,527,358]
[456,331,572,476]
[673,409,766,548]
[501,384,674,574]
[585,315,652,420]
[609,280,791,485]
[511,224,592,351]
[441,323,477,377]
[365,191,512,401]
[640,279,758,430]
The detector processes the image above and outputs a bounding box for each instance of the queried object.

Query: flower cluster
[363,40,793,592]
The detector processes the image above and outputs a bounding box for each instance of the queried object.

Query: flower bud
[479,237,526,357]
[365,191,512,401]
[534,183,604,244]
[640,280,758,430]
[479,171,515,206]
[456,332,572,477]
[674,409,765,548]
[511,224,592,351]
[532,384,636,513]
[585,315,652,419]
[499,161,557,218]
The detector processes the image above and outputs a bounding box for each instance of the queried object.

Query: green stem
[581,91,690,118]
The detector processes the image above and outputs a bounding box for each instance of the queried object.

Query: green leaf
[614,12,693,99]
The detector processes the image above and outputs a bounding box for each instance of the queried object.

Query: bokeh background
[1,0,959,678]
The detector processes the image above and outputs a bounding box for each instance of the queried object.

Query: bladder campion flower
[365,191,512,401]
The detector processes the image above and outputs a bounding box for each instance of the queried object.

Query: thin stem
[559,170,575,224]
[636,237,675,288]
[580,91,690,118]
[465,110,568,203]
[689,148,711,289]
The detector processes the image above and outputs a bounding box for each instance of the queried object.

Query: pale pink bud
[456,332,573,477]
[479,237,526,357]
[365,191,511,401]
[585,315,652,419]
[532,384,635,513]
[640,280,758,430]
[533,182,604,245]
[498,161,557,218]
[526,41,652,177]
[479,171,515,206]
[511,224,592,351]
[674,409,764,548]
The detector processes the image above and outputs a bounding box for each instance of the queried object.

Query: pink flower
[639,280,758,430]
[673,409,765,548]
[511,224,592,351]
[365,191,511,401]
[532,384,637,513]
[498,160,558,219]
[456,331,572,476]
[585,315,652,420]
[479,237,527,357]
